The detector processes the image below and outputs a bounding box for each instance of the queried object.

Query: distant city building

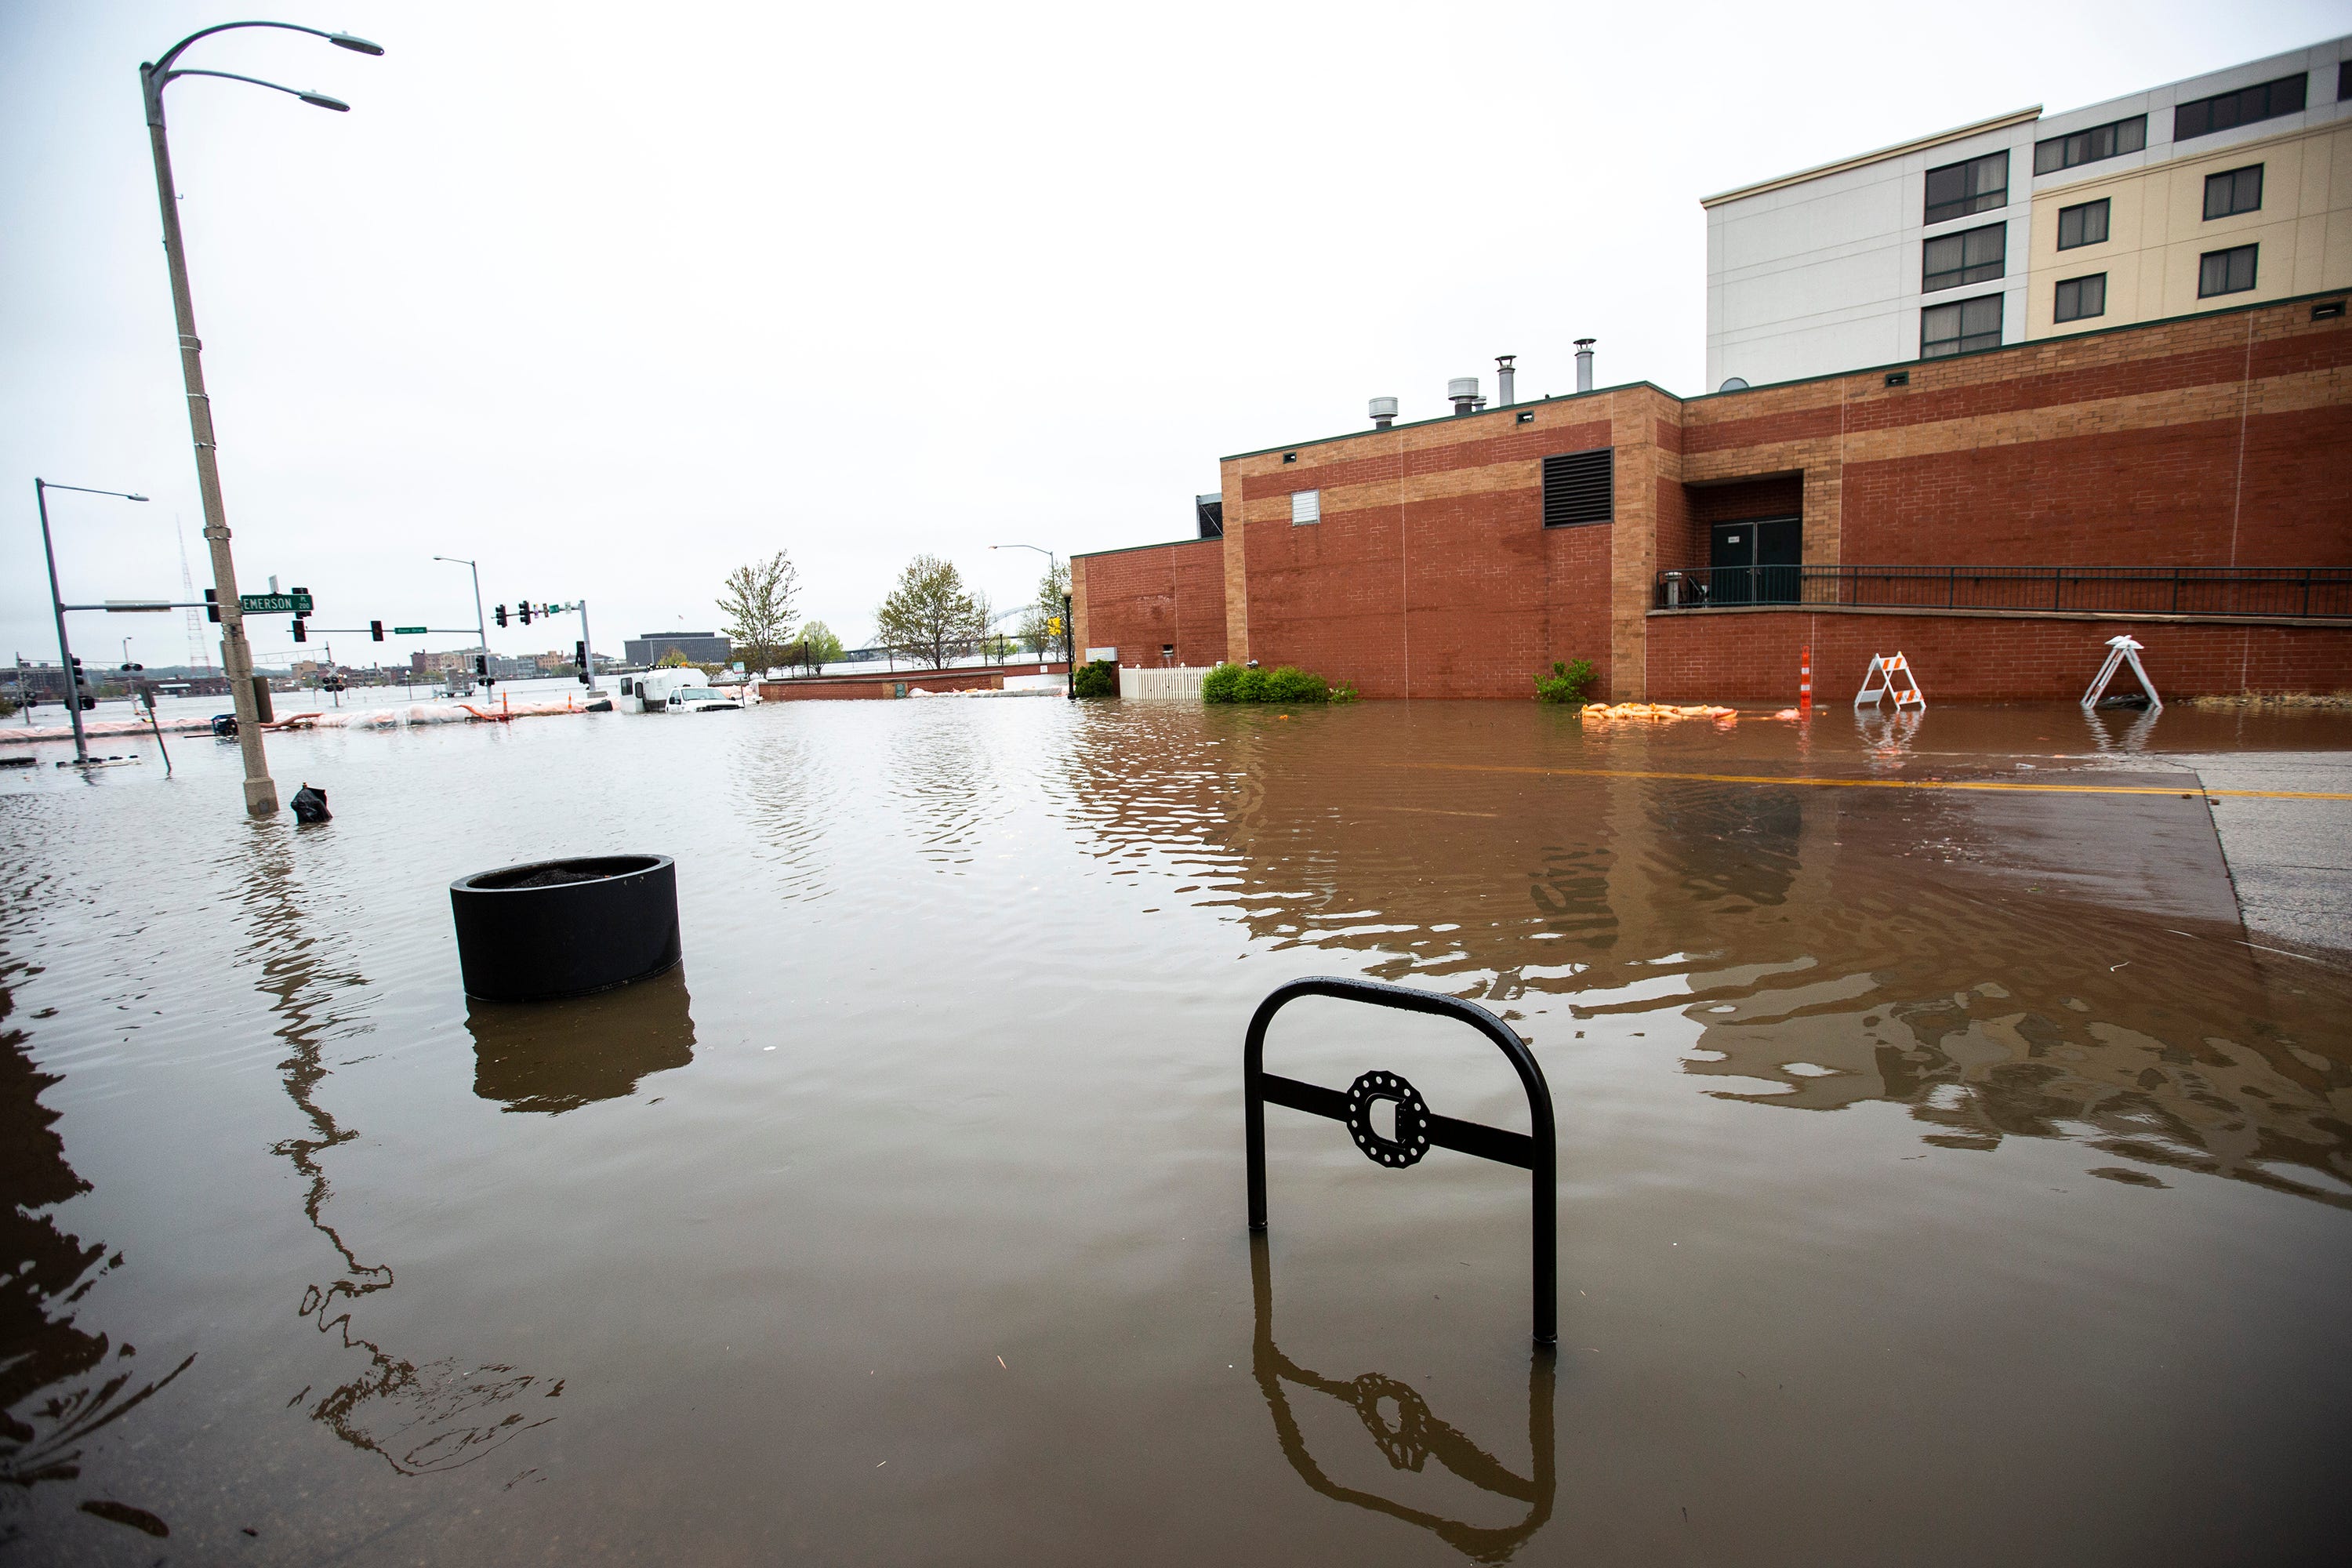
[409,647,488,676]
[624,631,731,666]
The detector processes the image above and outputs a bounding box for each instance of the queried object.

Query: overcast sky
[3,0,2346,667]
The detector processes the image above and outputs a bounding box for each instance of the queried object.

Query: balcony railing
[1653,564,2352,620]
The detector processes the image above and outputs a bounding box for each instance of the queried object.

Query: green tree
[874,554,982,670]
[655,647,695,668]
[791,619,844,673]
[717,550,800,677]
[1019,560,1071,654]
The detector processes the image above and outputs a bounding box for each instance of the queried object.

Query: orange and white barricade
[1854,652,1925,710]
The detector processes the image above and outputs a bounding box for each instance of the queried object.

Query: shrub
[1204,662,1345,705]
[1534,659,1596,704]
[1072,659,1118,699]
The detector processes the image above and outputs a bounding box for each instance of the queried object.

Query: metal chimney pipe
[1496,355,1515,407]
[1447,377,1480,416]
[1574,338,1595,394]
[1370,396,1398,430]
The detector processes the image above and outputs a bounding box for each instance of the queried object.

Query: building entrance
[1709,517,1801,604]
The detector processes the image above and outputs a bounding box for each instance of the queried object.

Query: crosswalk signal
[204,587,220,623]
[519,601,533,626]
[370,619,384,641]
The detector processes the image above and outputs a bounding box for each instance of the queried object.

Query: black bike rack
[1245,975,1558,1344]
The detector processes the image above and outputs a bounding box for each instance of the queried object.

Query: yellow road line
[1381,760,2352,801]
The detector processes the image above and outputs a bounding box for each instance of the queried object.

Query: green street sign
[240,591,314,615]
[392,625,427,635]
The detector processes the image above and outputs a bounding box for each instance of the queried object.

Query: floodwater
[4,692,2349,1564]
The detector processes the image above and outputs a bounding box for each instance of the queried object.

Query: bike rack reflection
[1250,1236,1555,1563]
[466,967,696,1114]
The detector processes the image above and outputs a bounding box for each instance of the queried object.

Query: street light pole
[434,555,486,680]
[990,542,1067,697]
[140,20,382,816]
[35,479,149,766]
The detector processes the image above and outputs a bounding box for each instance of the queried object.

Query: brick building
[1073,290,2351,702]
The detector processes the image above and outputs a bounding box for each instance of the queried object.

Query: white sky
[4,0,2347,667]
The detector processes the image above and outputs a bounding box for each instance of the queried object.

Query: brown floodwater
[3,694,2349,1564]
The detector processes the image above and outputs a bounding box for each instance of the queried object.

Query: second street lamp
[140,20,384,816]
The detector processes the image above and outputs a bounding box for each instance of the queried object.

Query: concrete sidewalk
[2174,752,2352,954]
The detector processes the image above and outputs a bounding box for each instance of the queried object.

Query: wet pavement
[2,693,2348,1563]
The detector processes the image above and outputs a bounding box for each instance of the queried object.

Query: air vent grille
[1542,448,1613,528]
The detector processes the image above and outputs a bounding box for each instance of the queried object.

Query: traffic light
[474,655,488,677]
[494,604,508,628]
[575,640,589,683]
[518,601,532,626]
[370,619,384,641]
[204,587,220,623]
[292,617,307,643]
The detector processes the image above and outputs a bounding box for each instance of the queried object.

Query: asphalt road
[2177,751,2352,955]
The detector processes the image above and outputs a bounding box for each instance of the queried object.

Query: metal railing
[1653,564,2352,619]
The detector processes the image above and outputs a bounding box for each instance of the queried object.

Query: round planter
[449,854,680,1003]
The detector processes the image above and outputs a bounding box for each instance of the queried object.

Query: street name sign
[240,591,314,615]
[393,625,427,635]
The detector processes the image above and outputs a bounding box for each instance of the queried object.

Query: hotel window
[2033,115,2147,175]
[1923,151,2009,225]
[1922,223,2005,292]
[2202,164,2263,220]
[2198,244,2258,298]
[2174,74,2306,140]
[2056,198,2110,250]
[1541,448,1613,527]
[1921,293,2002,358]
[1290,489,1320,525]
[2053,274,2107,323]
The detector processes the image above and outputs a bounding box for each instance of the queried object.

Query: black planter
[450,854,680,1003]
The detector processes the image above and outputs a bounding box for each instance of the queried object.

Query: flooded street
[4,696,2349,1564]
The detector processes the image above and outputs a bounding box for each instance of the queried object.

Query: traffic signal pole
[34,481,91,767]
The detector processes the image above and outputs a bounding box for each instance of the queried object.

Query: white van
[619,668,738,713]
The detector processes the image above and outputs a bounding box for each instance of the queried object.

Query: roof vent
[1370,396,1399,430]
[1574,339,1596,394]
[1447,377,1483,416]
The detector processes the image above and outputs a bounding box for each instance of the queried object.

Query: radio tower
[178,518,214,673]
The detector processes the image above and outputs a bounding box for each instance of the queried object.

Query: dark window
[1924,151,2009,224]
[1921,293,2002,358]
[2056,198,2111,249]
[2053,274,2107,323]
[1922,222,2005,292]
[2198,244,2259,297]
[2174,74,2307,140]
[2033,115,2147,175]
[1541,448,1613,527]
[2341,60,2350,101]
[2202,164,2263,219]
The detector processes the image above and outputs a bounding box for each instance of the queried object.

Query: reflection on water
[0,971,192,1534]
[467,968,697,1114]
[1250,1237,1553,1564]
[235,837,563,1476]
[1060,705,2352,1207]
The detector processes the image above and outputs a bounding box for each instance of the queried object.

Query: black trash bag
[290,783,332,823]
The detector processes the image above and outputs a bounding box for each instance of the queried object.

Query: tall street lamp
[432,556,487,680]
[34,480,149,767]
[141,20,384,816]
[990,543,1069,697]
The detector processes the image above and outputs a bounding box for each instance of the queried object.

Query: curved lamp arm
[144,20,382,124]
[161,67,349,111]
[154,20,382,75]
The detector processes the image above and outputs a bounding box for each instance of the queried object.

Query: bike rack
[1244,975,1558,1344]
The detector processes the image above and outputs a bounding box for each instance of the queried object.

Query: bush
[1534,659,1596,704]
[1071,659,1117,699]
[1203,662,1341,705]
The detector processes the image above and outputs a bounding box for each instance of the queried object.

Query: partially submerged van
[618,669,740,713]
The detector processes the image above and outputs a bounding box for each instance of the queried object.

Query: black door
[1711,517,1800,604]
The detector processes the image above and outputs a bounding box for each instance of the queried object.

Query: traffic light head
[474,655,488,676]
[495,604,508,628]
[292,617,307,643]
[371,619,384,641]
[519,602,532,625]
[204,587,220,623]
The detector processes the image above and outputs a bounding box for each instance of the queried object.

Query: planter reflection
[1249,1236,1555,1563]
[467,967,698,1115]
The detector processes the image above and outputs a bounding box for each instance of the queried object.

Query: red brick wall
[1646,611,2352,702]
[1071,538,1228,666]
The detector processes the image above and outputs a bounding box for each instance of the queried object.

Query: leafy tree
[717,550,800,677]
[874,554,982,670]
[1019,560,1071,654]
[789,619,844,673]
[655,648,696,668]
